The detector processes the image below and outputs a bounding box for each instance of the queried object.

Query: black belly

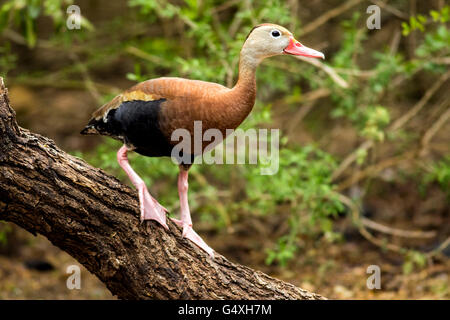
[99,99,174,157]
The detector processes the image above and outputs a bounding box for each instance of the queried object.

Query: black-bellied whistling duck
[81,23,324,257]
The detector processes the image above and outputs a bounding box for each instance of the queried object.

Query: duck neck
[229,51,258,114]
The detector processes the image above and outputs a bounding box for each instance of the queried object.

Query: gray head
[241,23,324,66]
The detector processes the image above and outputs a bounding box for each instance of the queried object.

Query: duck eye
[271,30,281,38]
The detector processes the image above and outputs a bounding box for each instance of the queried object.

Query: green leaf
[25,15,36,48]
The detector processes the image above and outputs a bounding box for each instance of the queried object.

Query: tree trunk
[0,78,325,300]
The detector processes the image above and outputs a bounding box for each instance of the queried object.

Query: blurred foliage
[1,0,449,268]
[402,5,449,36]
[0,222,11,246]
[403,250,427,275]
[0,0,72,48]
[421,155,450,199]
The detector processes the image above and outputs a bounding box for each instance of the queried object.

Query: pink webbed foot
[171,218,215,257]
[117,145,168,230]
[138,183,168,229]
[150,196,169,215]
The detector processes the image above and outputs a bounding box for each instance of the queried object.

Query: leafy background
[0,0,449,299]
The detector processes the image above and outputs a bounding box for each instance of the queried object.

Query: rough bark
[0,77,325,300]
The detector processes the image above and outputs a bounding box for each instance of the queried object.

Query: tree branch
[0,78,325,300]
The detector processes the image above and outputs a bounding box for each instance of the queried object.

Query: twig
[210,8,229,51]
[228,14,243,37]
[245,0,258,25]
[69,52,103,103]
[426,236,450,258]
[2,28,53,49]
[334,192,447,258]
[300,0,364,36]
[263,58,349,89]
[300,88,332,102]
[350,29,366,76]
[333,142,373,182]
[288,0,299,31]
[334,192,406,254]
[126,46,166,65]
[336,151,416,191]
[272,88,331,117]
[407,0,417,57]
[389,29,402,56]
[209,11,235,87]
[211,0,242,13]
[293,56,350,89]
[420,98,450,156]
[370,0,409,20]
[286,102,316,137]
[332,69,450,181]
[430,57,450,65]
[333,68,375,78]
[361,217,436,239]
[391,70,450,131]
[7,77,120,95]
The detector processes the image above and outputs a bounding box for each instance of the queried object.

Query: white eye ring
[270,29,281,38]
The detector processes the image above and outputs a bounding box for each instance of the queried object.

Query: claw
[138,184,168,230]
[117,145,168,230]
[152,197,169,214]
[171,218,214,257]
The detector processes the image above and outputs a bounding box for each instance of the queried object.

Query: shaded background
[0,0,449,299]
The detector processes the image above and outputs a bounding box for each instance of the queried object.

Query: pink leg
[117,145,168,229]
[171,168,214,257]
